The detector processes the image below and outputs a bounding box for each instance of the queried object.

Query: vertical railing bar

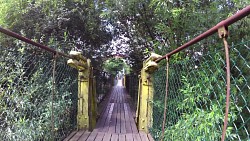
[218,26,230,141]
[51,53,58,141]
[221,37,231,141]
[161,56,170,141]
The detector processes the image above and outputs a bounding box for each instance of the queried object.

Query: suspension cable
[0,26,73,59]
[51,53,58,140]
[218,26,230,141]
[160,56,170,141]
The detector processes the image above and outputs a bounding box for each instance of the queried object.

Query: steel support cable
[220,31,231,141]
[0,26,73,59]
[161,57,170,141]
[147,76,150,118]
[51,53,58,140]
[155,5,250,63]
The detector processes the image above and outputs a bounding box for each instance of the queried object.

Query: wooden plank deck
[64,86,154,141]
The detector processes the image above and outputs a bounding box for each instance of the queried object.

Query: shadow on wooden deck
[63,86,154,141]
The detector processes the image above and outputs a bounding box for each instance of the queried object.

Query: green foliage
[1,0,250,140]
[151,44,249,140]
[103,57,130,75]
[0,0,112,70]
[102,0,249,72]
[164,106,224,141]
[0,45,78,140]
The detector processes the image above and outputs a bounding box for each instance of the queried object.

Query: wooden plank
[78,131,91,141]
[132,134,142,141]
[120,103,126,134]
[98,103,114,132]
[139,131,149,141]
[124,103,132,133]
[94,132,105,141]
[121,88,125,103]
[126,103,138,133]
[115,103,121,133]
[120,88,124,103]
[126,89,137,119]
[118,134,126,141]
[147,133,155,141]
[100,103,112,121]
[111,133,118,141]
[103,133,112,141]
[108,103,117,133]
[119,88,122,103]
[86,132,98,141]
[94,103,112,132]
[113,88,117,103]
[110,88,115,103]
[125,133,134,141]
[117,88,120,103]
[117,88,119,103]
[120,88,123,103]
[69,130,85,141]
[100,103,114,132]
[116,88,118,103]
[63,131,77,141]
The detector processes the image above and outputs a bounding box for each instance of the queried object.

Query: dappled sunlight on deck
[64,86,154,141]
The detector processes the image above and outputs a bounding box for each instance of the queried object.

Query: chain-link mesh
[0,44,78,140]
[150,40,250,141]
[95,70,113,104]
[125,73,139,107]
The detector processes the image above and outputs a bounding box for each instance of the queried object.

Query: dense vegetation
[152,42,250,140]
[0,0,249,140]
[103,57,130,75]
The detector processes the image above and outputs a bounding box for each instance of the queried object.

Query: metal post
[67,51,96,130]
[136,53,162,133]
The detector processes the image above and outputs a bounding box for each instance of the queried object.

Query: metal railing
[0,27,112,140]
[146,6,250,141]
[125,73,139,107]
[0,34,78,140]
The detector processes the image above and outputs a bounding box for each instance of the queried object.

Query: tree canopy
[103,57,130,75]
[0,0,249,71]
[0,0,249,140]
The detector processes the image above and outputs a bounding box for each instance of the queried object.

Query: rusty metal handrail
[156,5,250,62]
[153,5,250,141]
[0,26,73,59]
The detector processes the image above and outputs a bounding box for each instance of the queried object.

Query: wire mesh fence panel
[95,71,112,104]
[0,45,78,141]
[54,58,78,140]
[150,40,250,141]
[125,73,139,107]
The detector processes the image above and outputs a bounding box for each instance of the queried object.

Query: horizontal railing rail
[0,26,73,59]
[156,5,250,62]
[143,5,250,141]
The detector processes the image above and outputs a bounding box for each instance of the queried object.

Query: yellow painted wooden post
[136,53,162,133]
[79,60,89,130]
[67,51,96,130]
[123,76,126,87]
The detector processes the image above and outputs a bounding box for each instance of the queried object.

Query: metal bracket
[218,26,229,39]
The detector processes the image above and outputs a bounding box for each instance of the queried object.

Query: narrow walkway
[64,86,154,141]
